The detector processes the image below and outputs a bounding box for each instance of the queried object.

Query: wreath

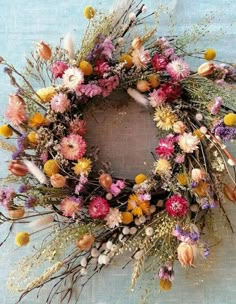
[0,1,236,303]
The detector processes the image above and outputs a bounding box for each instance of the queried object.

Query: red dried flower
[88,196,110,219]
[165,195,188,217]
[151,53,168,71]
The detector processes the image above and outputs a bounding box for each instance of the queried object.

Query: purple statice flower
[210,96,222,115]
[173,225,200,244]
[190,231,200,242]
[215,126,236,141]
[212,119,236,141]
[200,197,210,209]
[0,188,15,209]
[12,134,27,159]
[157,262,174,282]
[25,196,37,208]
[18,185,30,193]
[100,38,114,59]
[203,244,210,258]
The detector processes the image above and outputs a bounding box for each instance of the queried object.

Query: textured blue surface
[0,1,236,304]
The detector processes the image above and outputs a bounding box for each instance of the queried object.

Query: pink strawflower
[165,194,188,217]
[69,119,87,136]
[151,53,168,71]
[60,196,82,218]
[63,67,84,90]
[132,47,151,69]
[166,58,190,81]
[178,132,199,153]
[60,134,86,160]
[155,137,175,158]
[149,88,166,107]
[105,208,122,228]
[101,38,114,59]
[210,96,222,115]
[98,75,119,97]
[51,93,70,113]
[80,84,102,97]
[5,95,27,126]
[88,196,110,219]
[161,83,182,101]
[50,61,68,78]
[95,59,110,76]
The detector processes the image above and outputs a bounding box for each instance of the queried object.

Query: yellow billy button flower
[224,113,236,126]
[83,6,96,19]
[79,61,93,76]
[0,124,13,138]
[148,74,160,88]
[36,86,56,103]
[27,131,38,144]
[121,211,133,224]
[15,232,30,247]
[204,48,216,61]
[44,159,59,177]
[160,279,172,291]
[28,112,45,128]
[73,158,92,175]
[119,54,133,69]
[135,173,147,184]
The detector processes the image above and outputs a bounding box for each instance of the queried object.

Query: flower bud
[177,242,194,267]
[173,121,186,134]
[197,62,214,77]
[191,168,206,182]
[8,160,28,176]
[36,41,52,60]
[132,37,142,49]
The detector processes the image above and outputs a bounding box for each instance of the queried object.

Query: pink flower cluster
[109,180,125,197]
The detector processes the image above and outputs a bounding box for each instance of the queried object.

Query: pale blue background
[0,1,236,303]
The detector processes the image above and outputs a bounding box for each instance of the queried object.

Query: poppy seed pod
[177,242,194,267]
[197,62,214,77]
[8,160,28,176]
[37,41,52,60]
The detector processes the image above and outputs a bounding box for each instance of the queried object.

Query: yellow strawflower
[44,159,59,177]
[0,124,13,138]
[154,106,177,130]
[15,232,30,247]
[177,173,188,186]
[224,113,236,126]
[204,48,216,61]
[28,112,45,127]
[79,61,93,75]
[37,86,56,103]
[73,158,92,175]
[83,6,96,19]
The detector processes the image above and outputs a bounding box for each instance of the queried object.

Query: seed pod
[8,160,28,176]
[223,184,236,203]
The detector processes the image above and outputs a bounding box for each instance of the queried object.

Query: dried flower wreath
[0,1,236,303]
